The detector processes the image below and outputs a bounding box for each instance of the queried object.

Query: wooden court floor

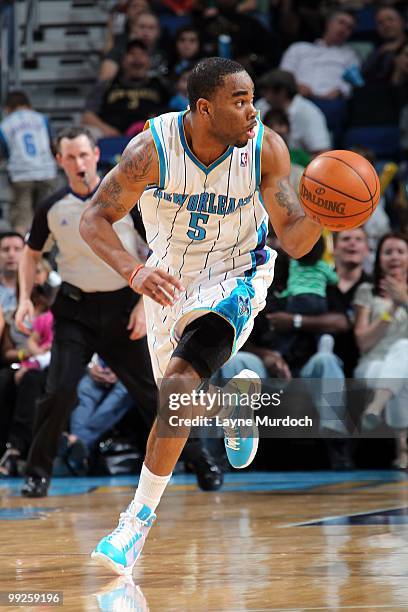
[1,471,408,611]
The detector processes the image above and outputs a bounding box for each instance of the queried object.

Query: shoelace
[225,435,240,451]
[224,422,241,451]
[108,511,145,550]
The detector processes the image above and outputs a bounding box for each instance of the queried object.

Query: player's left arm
[260,127,321,259]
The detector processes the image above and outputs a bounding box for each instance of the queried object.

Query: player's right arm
[80,129,184,306]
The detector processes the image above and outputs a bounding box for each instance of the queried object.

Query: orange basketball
[299,150,380,231]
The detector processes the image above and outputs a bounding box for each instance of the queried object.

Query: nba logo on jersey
[238,295,250,317]
[240,152,248,167]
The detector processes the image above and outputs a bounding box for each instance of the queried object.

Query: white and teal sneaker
[223,369,261,469]
[91,502,156,575]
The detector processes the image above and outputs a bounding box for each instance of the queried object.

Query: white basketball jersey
[138,111,272,280]
[0,109,57,182]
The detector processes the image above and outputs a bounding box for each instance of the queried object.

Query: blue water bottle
[218,34,232,59]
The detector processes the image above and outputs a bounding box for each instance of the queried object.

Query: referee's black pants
[26,284,207,479]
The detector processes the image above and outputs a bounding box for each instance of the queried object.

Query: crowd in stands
[0,0,408,482]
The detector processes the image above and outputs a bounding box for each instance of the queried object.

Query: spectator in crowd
[83,40,170,139]
[362,6,407,83]
[168,26,203,77]
[0,232,24,314]
[278,0,325,47]
[275,237,338,355]
[262,109,306,190]
[16,284,54,381]
[104,0,149,53]
[169,67,191,110]
[256,69,331,155]
[69,355,134,459]
[354,232,408,468]
[15,126,222,497]
[0,92,57,235]
[193,0,278,76]
[265,228,370,377]
[100,10,166,81]
[280,10,360,99]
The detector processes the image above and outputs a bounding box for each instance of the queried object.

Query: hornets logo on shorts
[238,295,251,318]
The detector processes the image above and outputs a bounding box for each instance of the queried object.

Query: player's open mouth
[246,123,257,138]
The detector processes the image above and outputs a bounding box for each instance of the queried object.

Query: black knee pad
[172,313,234,378]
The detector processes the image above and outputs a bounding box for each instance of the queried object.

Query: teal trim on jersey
[149,118,166,188]
[158,120,169,176]
[213,281,253,341]
[177,111,234,175]
[257,187,266,210]
[255,119,264,188]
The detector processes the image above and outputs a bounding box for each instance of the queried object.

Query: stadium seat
[310,97,348,147]
[343,126,400,160]
[97,137,131,167]
[353,5,376,36]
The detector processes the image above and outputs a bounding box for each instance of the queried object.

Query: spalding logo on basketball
[299,150,381,231]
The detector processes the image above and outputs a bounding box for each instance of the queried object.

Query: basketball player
[80,57,322,575]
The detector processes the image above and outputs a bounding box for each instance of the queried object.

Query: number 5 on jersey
[187,212,209,241]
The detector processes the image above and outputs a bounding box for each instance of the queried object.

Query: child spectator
[274,237,339,354]
[12,283,54,384]
[18,295,54,378]
[168,26,202,77]
[169,68,191,110]
[0,92,57,235]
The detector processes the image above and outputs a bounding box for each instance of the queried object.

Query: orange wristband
[128,264,144,289]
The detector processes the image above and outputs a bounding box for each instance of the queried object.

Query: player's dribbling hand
[130,266,185,306]
[15,299,35,334]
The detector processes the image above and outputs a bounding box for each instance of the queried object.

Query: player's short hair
[187,57,246,112]
[55,127,97,153]
[5,90,31,111]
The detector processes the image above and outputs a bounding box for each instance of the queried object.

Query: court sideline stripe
[284,503,407,527]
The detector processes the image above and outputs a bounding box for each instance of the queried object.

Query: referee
[15,127,222,497]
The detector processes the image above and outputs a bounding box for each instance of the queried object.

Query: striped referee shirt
[27,184,139,292]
